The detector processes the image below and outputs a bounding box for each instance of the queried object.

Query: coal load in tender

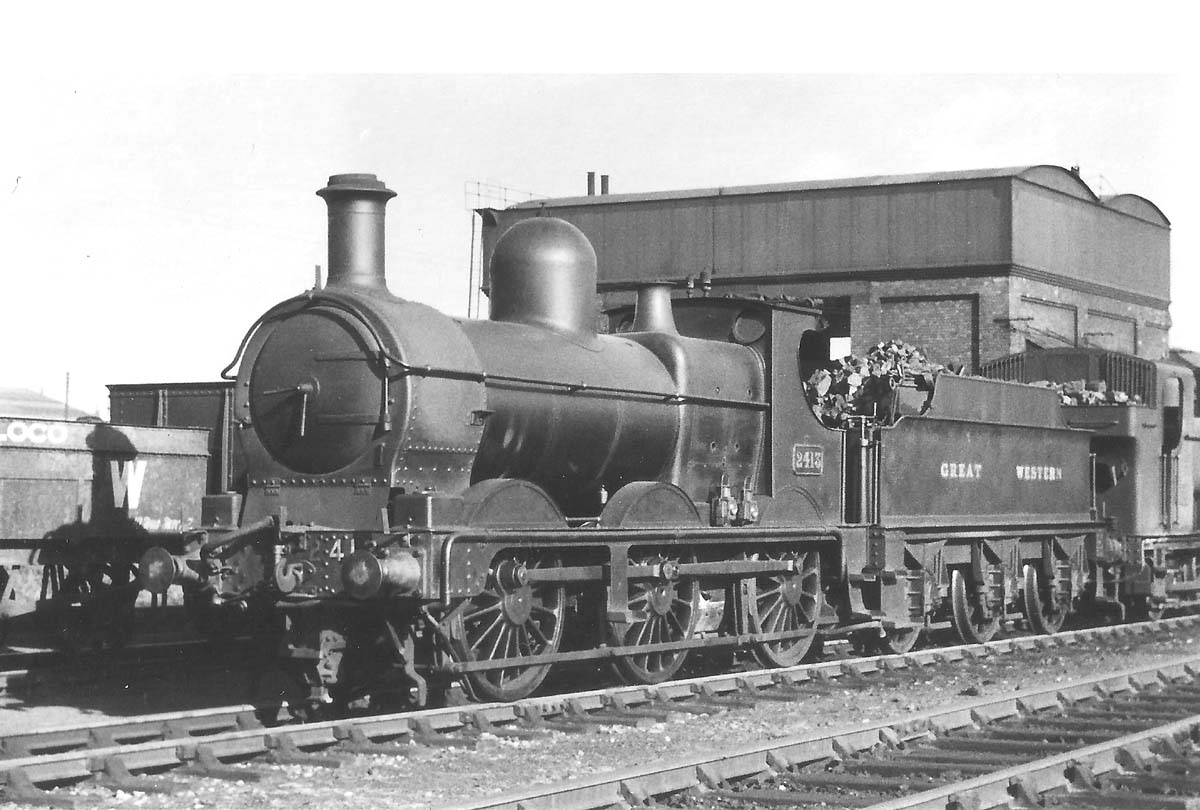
[805,340,1139,428]
[806,340,945,427]
[1028,379,1138,406]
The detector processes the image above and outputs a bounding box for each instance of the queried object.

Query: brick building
[478,166,1171,370]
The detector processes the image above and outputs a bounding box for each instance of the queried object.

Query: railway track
[1,615,1198,807]
[452,654,1200,809]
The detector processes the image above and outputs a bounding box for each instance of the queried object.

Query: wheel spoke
[665,609,686,639]
[759,595,786,625]
[468,613,505,651]
[633,618,654,645]
[462,602,502,623]
[526,620,550,648]
[485,624,510,661]
[756,582,784,598]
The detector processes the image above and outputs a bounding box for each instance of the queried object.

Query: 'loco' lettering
[0,421,69,444]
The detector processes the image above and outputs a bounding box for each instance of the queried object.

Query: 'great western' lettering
[940,462,982,479]
[1015,465,1063,481]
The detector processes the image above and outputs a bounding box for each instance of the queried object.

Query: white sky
[1,9,1195,417]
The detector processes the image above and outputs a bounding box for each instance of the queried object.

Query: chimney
[316,173,397,291]
[587,171,596,196]
[600,174,609,195]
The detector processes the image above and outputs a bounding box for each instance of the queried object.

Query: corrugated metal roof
[507,164,1097,210]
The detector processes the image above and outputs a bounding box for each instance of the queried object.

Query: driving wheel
[608,553,699,685]
[745,549,821,667]
[449,551,566,702]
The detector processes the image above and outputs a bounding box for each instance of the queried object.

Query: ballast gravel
[3,627,1196,810]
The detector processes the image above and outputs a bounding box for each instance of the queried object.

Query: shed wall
[1006,277,1170,359]
[1011,179,1169,302]
[483,179,1012,288]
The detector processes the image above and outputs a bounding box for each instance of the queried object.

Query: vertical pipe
[314,264,322,290]
[1173,454,1180,526]
[587,172,596,196]
[601,174,609,195]
[1089,452,1098,520]
[63,372,70,419]
[870,425,880,524]
[840,430,847,523]
[859,420,870,525]
[220,387,232,492]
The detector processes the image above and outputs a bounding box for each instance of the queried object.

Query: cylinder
[587,171,596,196]
[315,173,397,291]
[488,217,598,336]
[631,284,679,333]
[600,174,609,195]
[342,549,422,599]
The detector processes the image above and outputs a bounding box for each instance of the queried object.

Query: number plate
[791,444,824,476]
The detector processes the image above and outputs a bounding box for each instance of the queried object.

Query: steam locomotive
[138,173,1200,713]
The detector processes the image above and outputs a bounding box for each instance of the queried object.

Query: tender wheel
[876,625,921,654]
[746,549,821,668]
[449,551,565,702]
[609,554,699,685]
[950,568,1001,644]
[1022,563,1067,635]
[851,625,921,655]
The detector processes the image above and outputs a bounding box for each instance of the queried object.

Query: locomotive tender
[139,173,1175,711]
